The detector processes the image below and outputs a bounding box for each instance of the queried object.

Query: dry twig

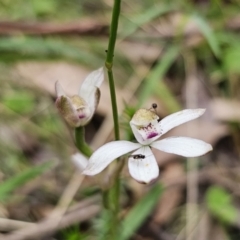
[0,21,108,36]
[2,200,100,240]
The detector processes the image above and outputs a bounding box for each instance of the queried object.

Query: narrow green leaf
[0,37,102,66]
[0,161,53,202]
[120,184,163,240]
[120,5,172,39]
[192,14,221,58]
[206,186,237,225]
[138,46,181,112]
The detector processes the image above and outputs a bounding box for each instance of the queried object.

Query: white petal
[82,88,100,125]
[71,153,88,171]
[130,123,161,145]
[151,137,213,157]
[55,81,66,97]
[83,141,141,175]
[160,109,205,135]
[128,146,159,184]
[79,67,104,102]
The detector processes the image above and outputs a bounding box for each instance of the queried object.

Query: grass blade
[120,184,163,240]
[192,14,221,58]
[138,46,181,112]
[0,161,53,202]
[120,5,173,39]
[0,37,102,66]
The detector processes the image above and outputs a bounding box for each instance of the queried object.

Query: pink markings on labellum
[78,114,85,119]
[147,132,158,139]
[139,123,159,139]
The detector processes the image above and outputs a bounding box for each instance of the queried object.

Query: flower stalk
[75,126,92,157]
[105,0,121,141]
[107,71,120,140]
[105,0,121,71]
[104,0,122,237]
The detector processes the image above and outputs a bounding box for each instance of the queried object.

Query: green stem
[109,178,121,237]
[105,0,121,141]
[105,0,121,70]
[104,0,121,238]
[107,70,120,140]
[75,126,92,157]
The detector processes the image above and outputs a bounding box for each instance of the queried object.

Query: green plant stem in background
[75,126,92,157]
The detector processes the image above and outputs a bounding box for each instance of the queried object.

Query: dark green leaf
[120,184,163,240]
[192,14,221,58]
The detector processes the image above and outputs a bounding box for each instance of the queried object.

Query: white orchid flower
[83,107,213,184]
[55,68,104,127]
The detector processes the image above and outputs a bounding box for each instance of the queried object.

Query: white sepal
[128,146,159,184]
[151,136,213,157]
[160,109,205,135]
[71,153,88,172]
[55,81,66,97]
[79,67,104,102]
[83,141,141,175]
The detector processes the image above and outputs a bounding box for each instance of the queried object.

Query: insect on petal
[128,146,159,184]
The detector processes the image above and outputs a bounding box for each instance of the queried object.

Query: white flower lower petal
[151,137,213,157]
[83,141,141,175]
[128,146,159,184]
[160,109,205,135]
[79,67,104,102]
[71,153,88,171]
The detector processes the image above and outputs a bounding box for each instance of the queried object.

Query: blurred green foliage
[0,161,53,202]
[206,186,238,225]
[2,90,35,114]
